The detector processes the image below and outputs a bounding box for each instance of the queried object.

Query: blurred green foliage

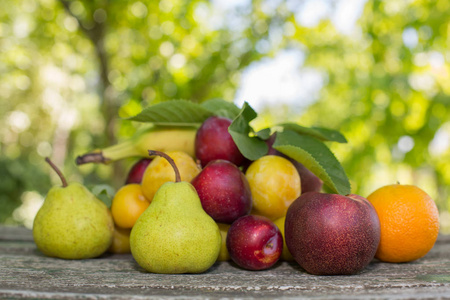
[1,0,449,231]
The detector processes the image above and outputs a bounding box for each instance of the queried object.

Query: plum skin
[285,192,381,275]
[195,116,245,167]
[125,158,152,184]
[191,160,252,224]
[226,215,283,271]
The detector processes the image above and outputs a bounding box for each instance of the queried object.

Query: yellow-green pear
[33,158,114,259]
[130,151,221,274]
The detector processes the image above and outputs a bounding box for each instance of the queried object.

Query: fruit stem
[148,150,181,183]
[75,139,141,165]
[45,157,68,187]
[75,152,110,165]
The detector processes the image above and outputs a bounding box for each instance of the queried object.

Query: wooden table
[1,226,450,299]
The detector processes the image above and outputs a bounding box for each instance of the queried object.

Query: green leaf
[228,102,268,161]
[255,128,271,140]
[127,100,214,126]
[90,184,116,208]
[273,130,351,195]
[200,98,241,120]
[279,123,347,143]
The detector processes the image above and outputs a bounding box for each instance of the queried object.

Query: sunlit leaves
[296,0,450,218]
[1,0,449,229]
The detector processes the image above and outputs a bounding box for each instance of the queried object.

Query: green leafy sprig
[127,99,351,195]
[127,99,241,126]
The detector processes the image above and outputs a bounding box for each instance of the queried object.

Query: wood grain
[1,226,450,299]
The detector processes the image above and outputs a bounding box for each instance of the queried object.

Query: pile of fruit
[33,100,440,276]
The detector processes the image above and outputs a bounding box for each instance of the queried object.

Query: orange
[367,184,439,263]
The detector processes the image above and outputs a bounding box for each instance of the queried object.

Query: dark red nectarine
[227,215,282,270]
[191,160,252,224]
[195,116,245,167]
[285,192,380,275]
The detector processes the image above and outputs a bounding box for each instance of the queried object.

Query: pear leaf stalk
[45,157,68,188]
[148,150,181,183]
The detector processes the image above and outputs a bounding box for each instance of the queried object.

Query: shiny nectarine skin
[226,215,283,270]
[195,116,245,167]
[285,192,381,275]
[191,160,252,224]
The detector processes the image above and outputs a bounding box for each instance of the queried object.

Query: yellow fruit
[245,155,301,220]
[108,226,131,254]
[367,184,439,263]
[111,184,150,229]
[273,216,294,261]
[141,151,201,201]
[76,126,197,165]
[217,223,231,261]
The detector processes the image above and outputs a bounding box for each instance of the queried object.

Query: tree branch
[58,0,98,42]
[58,0,114,140]
[58,0,124,187]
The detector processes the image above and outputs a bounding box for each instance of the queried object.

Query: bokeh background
[1,0,449,231]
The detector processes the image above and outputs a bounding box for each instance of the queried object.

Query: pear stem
[148,150,181,183]
[45,157,68,187]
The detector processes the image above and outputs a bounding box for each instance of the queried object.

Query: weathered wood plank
[1,226,450,299]
[0,226,34,242]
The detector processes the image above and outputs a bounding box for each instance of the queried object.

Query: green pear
[33,158,114,259]
[130,150,221,274]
